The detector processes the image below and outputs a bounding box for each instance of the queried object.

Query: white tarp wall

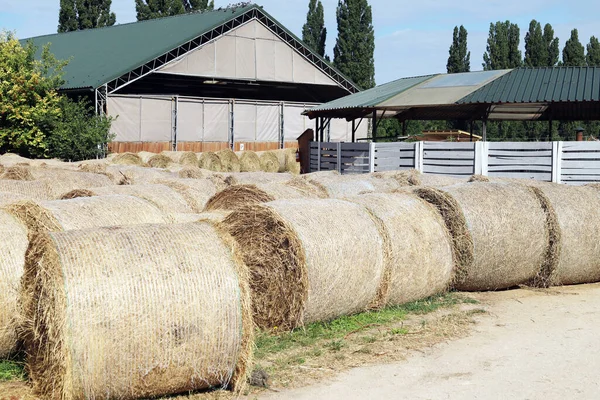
[107,95,368,144]
[157,19,339,87]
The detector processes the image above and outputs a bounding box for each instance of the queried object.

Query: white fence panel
[372,142,416,172]
[488,142,553,181]
[423,142,476,177]
[561,141,600,185]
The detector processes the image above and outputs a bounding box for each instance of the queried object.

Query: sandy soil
[261,283,600,400]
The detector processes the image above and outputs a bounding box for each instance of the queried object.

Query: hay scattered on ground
[110,152,145,166]
[217,149,241,173]
[221,199,385,329]
[20,222,253,399]
[469,174,490,183]
[347,192,454,307]
[162,151,199,166]
[236,151,261,172]
[256,151,280,173]
[197,152,223,172]
[1,165,34,181]
[59,189,95,200]
[0,210,28,358]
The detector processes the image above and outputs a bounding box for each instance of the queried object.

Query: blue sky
[1,0,599,84]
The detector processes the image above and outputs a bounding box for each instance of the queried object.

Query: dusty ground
[261,283,600,400]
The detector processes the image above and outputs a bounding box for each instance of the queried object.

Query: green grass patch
[255,293,476,360]
[0,360,26,381]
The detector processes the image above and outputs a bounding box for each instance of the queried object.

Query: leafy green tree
[135,0,185,20]
[483,21,522,70]
[333,0,376,89]
[586,36,600,66]
[181,0,214,12]
[524,20,546,67]
[447,25,470,73]
[58,0,116,32]
[562,29,585,66]
[543,23,560,66]
[302,0,327,57]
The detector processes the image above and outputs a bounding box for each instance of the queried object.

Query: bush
[46,97,114,162]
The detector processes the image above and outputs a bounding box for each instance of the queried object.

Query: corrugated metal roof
[458,67,600,104]
[307,74,437,112]
[22,4,356,92]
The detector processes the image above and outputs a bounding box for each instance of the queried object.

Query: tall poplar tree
[543,23,560,66]
[181,0,214,13]
[482,21,522,70]
[586,36,600,66]
[302,0,327,57]
[562,29,585,66]
[333,0,375,89]
[446,25,470,73]
[524,20,546,67]
[58,0,116,32]
[135,0,183,20]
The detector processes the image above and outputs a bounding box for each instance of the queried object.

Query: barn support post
[548,117,553,142]
[482,119,487,142]
[372,110,377,142]
[552,141,563,183]
[280,102,285,149]
[352,119,356,143]
[172,96,179,151]
[369,142,375,173]
[229,99,235,150]
[336,141,342,174]
[326,118,331,142]
[402,120,407,137]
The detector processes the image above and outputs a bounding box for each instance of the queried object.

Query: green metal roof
[308,74,437,112]
[22,4,357,92]
[458,67,600,104]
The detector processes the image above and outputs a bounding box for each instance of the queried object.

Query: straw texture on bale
[162,151,198,166]
[197,152,223,172]
[216,149,241,173]
[224,172,293,184]
[256,151,280,173]
[221,199,385,329]
[77,162,111,177]
[21,222,253,400]
[178,166,206,179]
[0,153,32,166]
[0,180,53,200]
[346,192,454,306]
[284,148,301,174]
[416,183,548,291]
[5,195,170,235]
[0,164,4,175]
[372,169,421,186]
[469,174,490,183]
[0,210,28,358]
[59,189,94,200]
[31,169,114,198]
[91,184,194,214]
[138,152,172,168]
[419,173,467,187]
[305,174,398,198]
[157,178,219,213]
[0,191,32,205]
[235,151,261,172]
[267,150,287,172]
[110,152,145,166]
[105,165,172,185]
[1,165,34,181]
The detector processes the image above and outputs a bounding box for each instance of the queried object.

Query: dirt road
[261,284,600,400]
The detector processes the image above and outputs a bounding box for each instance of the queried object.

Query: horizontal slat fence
[309,140,600,184]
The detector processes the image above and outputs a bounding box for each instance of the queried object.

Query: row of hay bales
[3,156,600,399]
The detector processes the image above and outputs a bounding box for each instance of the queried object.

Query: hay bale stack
[197,152,223,172]
[216,149,241,173]
[284,148,301,174]
[346,192,454,307]
[256,151,280,173]
[162,151,198,167]
[221,198,385,329]
[110,152,145,166]
[21,222,252,399]
[5,195,170,235]
[90,184,194,214]
[0,210,28,358]
[157,178,220,213]
[266,149,287,172]
[105,165,172,185]
[31,169,114,198]
[138,151,172,168]
[235,151,261,172]
[1,165,34,181]
[414,183,548,291]
[0,180,53,200]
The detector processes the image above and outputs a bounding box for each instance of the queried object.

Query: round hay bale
[0,164,4,175]
[216,149,241,173]
[223,172,293,185]
[161,151,198,167]
[284,148,301,175]
[221,198,385,329]
[92,184,194,214]
[5,195,170,236]
[138,151,172,169]
[1,165,34,181]
[305,174,397,198]
[198,152,223,172]
[178,166,206,179]
[346,192,454,307]
[0,153,32,166]
[21,222,253,399]
[415,183,548,291]
[266,150,287,172]
[0,191,33,206]
[256,151,280,173]
[372,169,421,186]
[78,161,110,176]
[156,178,219,213]
[59,189,95,200]
[105,165,172,185]
[31,169,114,198]
[235,151,261,172]
[419,173,468,187]
[0,180,53,200]
[110,152,145,166]
[0,210,28,358]
[469,174,490,183]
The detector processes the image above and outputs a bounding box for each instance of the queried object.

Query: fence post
[369,142,376,173]
[474,142,483,175]
[415,141,424,172]
[337,142,342,174]
[552,141,563,183]
[482,141,489,176]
